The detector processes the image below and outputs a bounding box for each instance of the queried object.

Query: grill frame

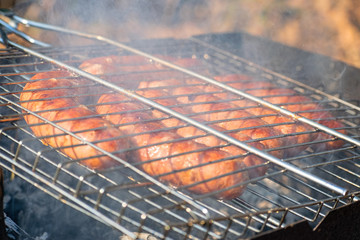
[0,17,360,239]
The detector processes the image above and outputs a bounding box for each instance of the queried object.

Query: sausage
[184,75,318,155]
[96,93,253,199]
[176,71,343,153]
[137,77,285,159]
[213,74,346,151]
[170,86,287,157]
[79,55,177,75]
[20,70,129,169]
[188,78,317,156]
[79,55,191,93]
[263,90,345,151]
[137,88,268,178]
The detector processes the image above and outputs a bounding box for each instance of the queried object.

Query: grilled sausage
[173,87,288,156]
[213,74,346,151]
[79,55,177,75]
[137,76,285,157]
[96,93,253,199]
[20,70,129,169]
[183,79,317,156]
[137,88,268,178]
[79,55,189,94]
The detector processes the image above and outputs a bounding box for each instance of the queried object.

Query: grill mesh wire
[0,39,359,239]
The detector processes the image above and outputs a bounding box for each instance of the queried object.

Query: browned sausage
[20,70,129,169]
[96,93,253,199]
[213,74,346,151]
[132,62,306,157]
[79,55,190,93]
[171,86,287,156]
[137,88,268,178]
[137,77,285,159]
[185,78,317,156]
[79,55,177,75]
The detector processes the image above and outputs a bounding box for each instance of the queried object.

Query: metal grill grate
[0,28,360,239]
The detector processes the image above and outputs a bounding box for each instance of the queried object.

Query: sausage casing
[20,70,129,169]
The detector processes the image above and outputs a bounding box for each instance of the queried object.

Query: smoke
[11,0,225,45]
[3,171,122,240]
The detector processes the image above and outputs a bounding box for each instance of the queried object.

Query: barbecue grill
[1,12,360,239]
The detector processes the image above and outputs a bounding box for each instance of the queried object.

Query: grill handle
[0,9,50,47]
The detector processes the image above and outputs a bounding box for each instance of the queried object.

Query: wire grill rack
[0,15,360,239]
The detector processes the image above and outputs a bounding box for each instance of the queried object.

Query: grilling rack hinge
[2,13,357,199]
[0,11,51,47]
